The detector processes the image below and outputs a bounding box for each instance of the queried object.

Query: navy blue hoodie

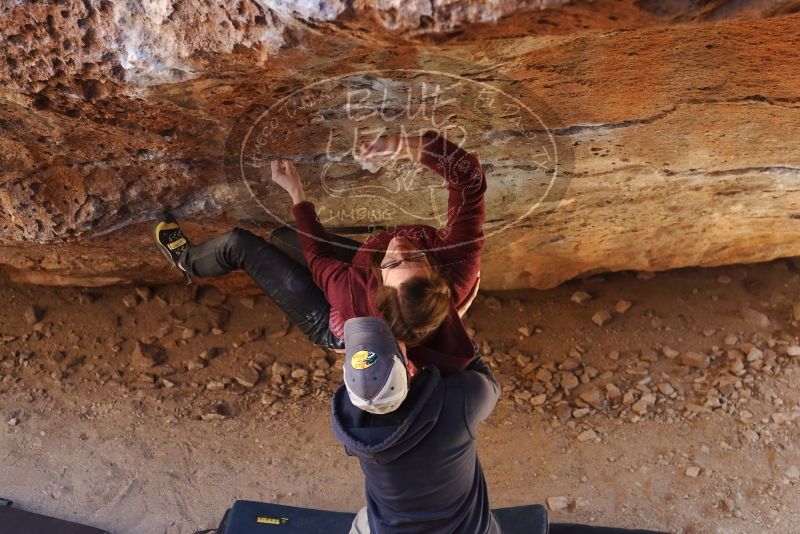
[331,355,502,534]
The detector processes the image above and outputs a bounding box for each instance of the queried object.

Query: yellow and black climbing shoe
[155,216,192,283]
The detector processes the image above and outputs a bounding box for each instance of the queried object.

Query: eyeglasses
[380,251,427,270]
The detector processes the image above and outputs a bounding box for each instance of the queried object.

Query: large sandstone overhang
[1,0,799,290]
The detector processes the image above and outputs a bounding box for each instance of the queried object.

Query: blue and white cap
[343,317,409,415]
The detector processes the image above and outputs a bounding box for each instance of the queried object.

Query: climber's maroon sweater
[292,131,486,375]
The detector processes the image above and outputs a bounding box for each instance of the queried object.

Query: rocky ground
[1,259,800,533]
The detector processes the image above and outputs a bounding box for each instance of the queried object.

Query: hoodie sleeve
[422,131,487,310]
[461,351,501,439]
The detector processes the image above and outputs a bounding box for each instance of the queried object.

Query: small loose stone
[741,307,770,329]
[592,310,612,327]
[135,287,152,301]
[639,348,658,362]
[580,387,605,409]
[632,394,656,415]
[240,327,264,343]
[571,291,592,304]
[535,367,552,383]
[573,407,590,418]
[186,358,205,371]
[206,381,226,391]
[680,351,709,368]
[605,383,622,400]
[530,393,547,407]
[560,372,579,391]
[131,341,166,369]
[662,346,680,359]
[234,367,260,388]
[291,368,309,379]
[547,496,569,511]
[615,300,632,313]
[272,362,291,377]
[24,306,43,325]
[657,383,675,396]
[746,347,763,362]
[559,358,580,371]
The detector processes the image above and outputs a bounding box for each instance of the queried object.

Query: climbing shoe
[154,216,192,283]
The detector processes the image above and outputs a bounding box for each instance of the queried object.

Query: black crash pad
[218,500,548,534]
[0,505,108,534]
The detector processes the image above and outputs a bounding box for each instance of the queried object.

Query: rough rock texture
[1,0,799,290]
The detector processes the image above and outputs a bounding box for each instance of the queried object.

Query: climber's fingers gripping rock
[356,133,422,170]
[271,158,306,204]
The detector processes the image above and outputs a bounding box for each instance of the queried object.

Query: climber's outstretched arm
[271,159,355,319]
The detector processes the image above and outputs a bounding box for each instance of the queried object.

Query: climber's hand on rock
[356,133,421,171]
[271,158,306,204]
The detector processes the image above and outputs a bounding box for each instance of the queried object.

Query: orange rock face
[1,1,799,290]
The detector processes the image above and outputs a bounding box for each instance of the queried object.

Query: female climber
[154,129,485,374]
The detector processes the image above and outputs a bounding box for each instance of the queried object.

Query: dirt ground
[1,259,799,534]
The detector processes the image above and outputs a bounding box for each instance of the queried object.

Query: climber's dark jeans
[180,227,359,350]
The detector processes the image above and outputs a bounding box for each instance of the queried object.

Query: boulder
[1,1,799,290]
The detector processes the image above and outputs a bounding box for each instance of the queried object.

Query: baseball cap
[343,317,409,415]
